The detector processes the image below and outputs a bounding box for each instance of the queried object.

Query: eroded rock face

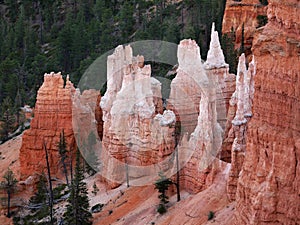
[233,0,300,223]
[222,0,268,56]
[204,23,236,130]
[20,73,76,180]
[72,89,102,170]
[173,37,232,193]
[226,54,256,202]
[167,39,204,135]
[100,45,175,188]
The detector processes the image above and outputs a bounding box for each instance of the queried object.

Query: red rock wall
[233,0,300,223]
[222,0,267,56]
[19,73,76,180]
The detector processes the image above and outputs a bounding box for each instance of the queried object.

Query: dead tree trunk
[43,141,54,225]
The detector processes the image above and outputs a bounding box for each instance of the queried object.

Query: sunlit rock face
[100,45,176,188]
[233,0,300,224]
[20,72,76,180]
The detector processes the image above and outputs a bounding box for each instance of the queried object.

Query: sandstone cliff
[233,0,300,224]
[19,72,76,180]
[222,0,268,56]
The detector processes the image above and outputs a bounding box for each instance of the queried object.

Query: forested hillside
[0,0,227,141]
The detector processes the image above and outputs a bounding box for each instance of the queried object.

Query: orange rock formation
[233,0,300,223]
[19,72,76,180]
[222,0,268,56]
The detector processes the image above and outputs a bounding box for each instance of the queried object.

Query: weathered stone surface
[222,0,268,56]
[100,45,176,188]
[205,23,228,70]
[233,0,300,223]
[20,72,76,180]
[224,54,256,202]
[72,89,102,170]
[171,39,227,193]
[178,83,224,193]
[167,39,204,135]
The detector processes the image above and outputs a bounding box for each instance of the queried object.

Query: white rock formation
[168,39,208,134]
[232,54,248,125]
[100,45,176,188]
[204,23,229,69]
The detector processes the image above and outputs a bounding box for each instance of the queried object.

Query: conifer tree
[58,130,69,185]
[64,149,92,225]
[0,168,17,218]
[0,96,16,141]
[154,172,172,214]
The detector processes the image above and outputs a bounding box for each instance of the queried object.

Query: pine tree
[119,1,135,41]
[154,172,172,214]
[64,149,92,225]
[58,130,69,185]
[0,96,16,141]
[30,173,48,205]
[0,168,17,218]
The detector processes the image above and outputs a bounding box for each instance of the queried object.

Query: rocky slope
[233,0,300,224]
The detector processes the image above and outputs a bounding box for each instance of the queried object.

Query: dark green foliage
[63,149,92,225]
[257,15,268,28]
[208,211,215,220]
[17,181,67,224]
[0,96,16,141]
[184,0,226,59]
[0,0,229,110]
[27,173,52,223]
[30,173,48,205]
[157,203,167,214]
[92,182,99,196]
[239,23,245,55]
[58,130,69,185]
[154,172,172,214]
[221,29,238,74]
[0,168,18,218]
[91,203,104,213]
[53,183,68,200]
[259,0,268,6]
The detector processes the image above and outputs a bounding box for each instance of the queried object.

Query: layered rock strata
[233,0,300,223]
[72,89,102,171]
[100,45,176,187]
[226,54,256,202]
[204,23,236,130]
[222,0,268,56]
[20,73,76,180]
[167,39,203,135]
[173,37,233,193]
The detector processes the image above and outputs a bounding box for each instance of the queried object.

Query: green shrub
[157,203,167,214]
[257,15,268,28]
[208,211,215,220]
[259,0,268,6]
[91,203,104,213]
